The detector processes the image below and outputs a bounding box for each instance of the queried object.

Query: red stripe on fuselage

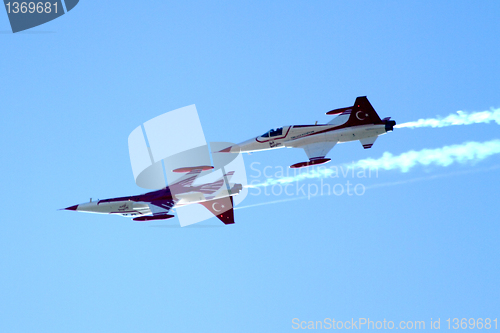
[293,120,383,141]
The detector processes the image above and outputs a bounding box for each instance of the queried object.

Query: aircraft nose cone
[64,204,79,211]
[218,145,241,153]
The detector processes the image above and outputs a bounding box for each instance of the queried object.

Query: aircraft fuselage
[231,123,388,153]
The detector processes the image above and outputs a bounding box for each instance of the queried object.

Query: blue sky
[1,1,499,332]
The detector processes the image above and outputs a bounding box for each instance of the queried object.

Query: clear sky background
[1,1,499,332]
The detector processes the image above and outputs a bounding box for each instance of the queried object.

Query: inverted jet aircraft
[62,167,243,225]
[220,96,396,168]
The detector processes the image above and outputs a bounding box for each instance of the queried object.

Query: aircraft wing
[171,168,206,188]
[301,141,337,160]
[148,199,175,215]
[131,199,175,221]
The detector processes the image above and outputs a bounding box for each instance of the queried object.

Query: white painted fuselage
[228,123,387,153]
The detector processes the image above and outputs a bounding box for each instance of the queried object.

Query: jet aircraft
[220,96,396,168]
[62,166,243,225]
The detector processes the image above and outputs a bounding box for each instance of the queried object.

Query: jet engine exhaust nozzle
[385,120,396,132]
[230,183,243,194]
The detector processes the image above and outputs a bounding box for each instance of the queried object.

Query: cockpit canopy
[261,127,283,138]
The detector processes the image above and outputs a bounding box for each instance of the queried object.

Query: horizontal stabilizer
[223,171,235,181]
[359,136,377,149]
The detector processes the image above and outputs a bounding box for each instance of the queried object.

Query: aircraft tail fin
[345,96,382,126]
[198,196,235,225]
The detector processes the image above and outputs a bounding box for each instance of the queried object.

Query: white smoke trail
[365,163,500,190]
[396,108,500,128]
[234,196,307,210]
[353,139,500,172]
[246,139,500,188]
[237,164,500,210]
